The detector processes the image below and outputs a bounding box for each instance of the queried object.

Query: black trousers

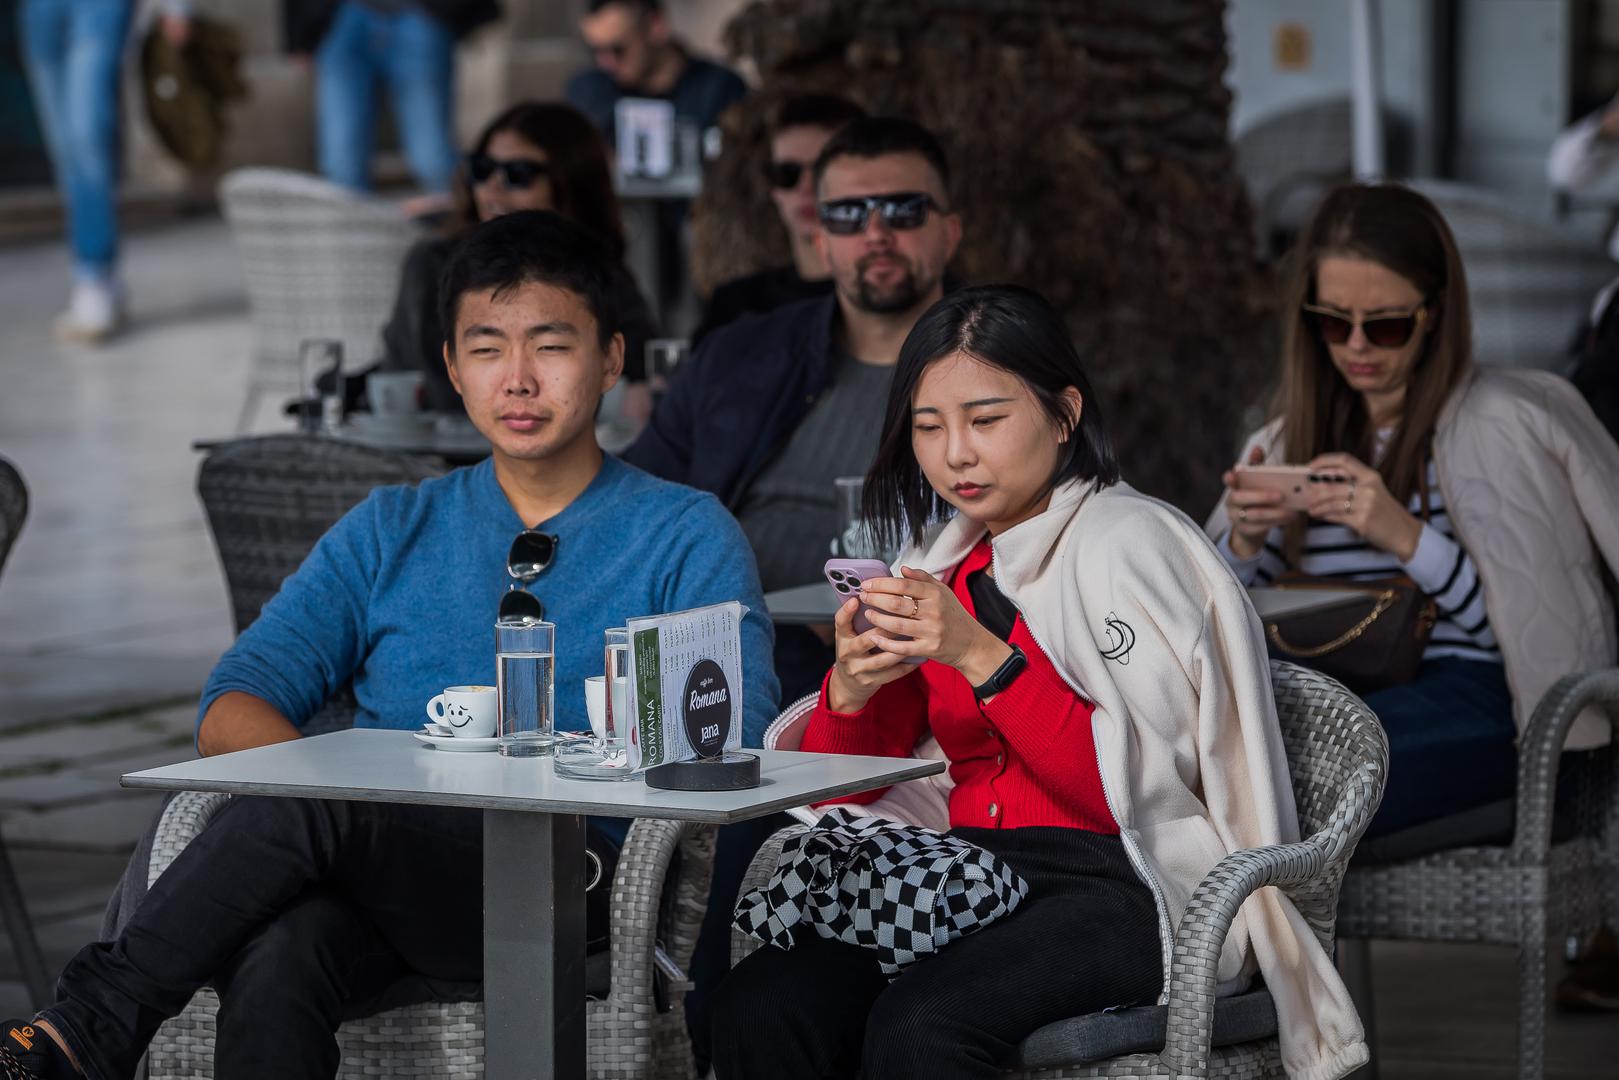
[41,797,613,1080]
[710,826,1163,1080]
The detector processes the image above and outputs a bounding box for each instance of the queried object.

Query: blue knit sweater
[200,455,780,746]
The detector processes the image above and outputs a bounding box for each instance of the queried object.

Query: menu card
[624,601,745,771]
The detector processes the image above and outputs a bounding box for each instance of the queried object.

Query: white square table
[123,729,943,1079]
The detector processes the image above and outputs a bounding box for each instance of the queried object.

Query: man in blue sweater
[2,211,778,1080]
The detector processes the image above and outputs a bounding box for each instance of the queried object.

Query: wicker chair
[0,456,53,1010]
[1409,179,1614,372]
[1337,668,1619,1080]
[219,168,424,431]
[197,435,446,633]
[144,793,715,1079]
[732,661,1388,1078]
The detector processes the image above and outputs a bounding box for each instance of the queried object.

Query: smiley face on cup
[426,685,496,738]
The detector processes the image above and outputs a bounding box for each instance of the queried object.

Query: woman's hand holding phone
[1222,446,1297,558]
[826,594,920,714]
[859,568,1015,689]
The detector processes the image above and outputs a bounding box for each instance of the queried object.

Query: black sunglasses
[817,192,942,236]
[498,530,557,622]
[466,153,550,190]
[764,160,811,190]
[1303,303,1429,349]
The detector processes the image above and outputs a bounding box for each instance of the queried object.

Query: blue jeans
[1361,657,1517,837]
[17,0,130,281]
[315,3,458,193]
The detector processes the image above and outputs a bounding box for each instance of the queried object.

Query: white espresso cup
[426,685,497,738]
[584,675,629,741]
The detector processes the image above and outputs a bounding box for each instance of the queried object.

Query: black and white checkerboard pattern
[733,809,1028,977]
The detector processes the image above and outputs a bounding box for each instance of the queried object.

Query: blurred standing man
[283,1,500,195]
[18,0,190,342]
[565,0,746,145]
[692,93,865,344]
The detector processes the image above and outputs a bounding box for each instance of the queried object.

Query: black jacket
[623,294,841,509]
[283,0,500,54]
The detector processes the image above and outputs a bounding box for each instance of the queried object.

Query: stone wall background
[692,0,1274,512]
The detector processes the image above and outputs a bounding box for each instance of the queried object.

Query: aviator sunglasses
[1302,302,1429,349]
[465,153,550,190]
[818,192,942,236]
[498,529,557,623]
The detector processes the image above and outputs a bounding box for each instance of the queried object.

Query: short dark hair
[770,94,865,139]
[585,0,660,14]
[439,210,620,352]
[863,285,1120,551]
[812,116,951,196]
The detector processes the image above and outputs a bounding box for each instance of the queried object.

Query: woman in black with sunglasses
[381,101,657,415]
[1207,182,1619,843]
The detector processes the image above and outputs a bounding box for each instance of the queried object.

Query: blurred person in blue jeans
[283,1,499,195]
[17,0,189,342]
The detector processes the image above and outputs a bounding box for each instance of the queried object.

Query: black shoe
[1556,927,1619,1011]
[1,1019,73,1079]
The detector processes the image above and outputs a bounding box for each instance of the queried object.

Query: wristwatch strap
[972,644,1027,699]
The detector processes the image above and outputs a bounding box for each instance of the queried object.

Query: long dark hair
[863,285,1121,551]
[450,101,627,260]
[1277,183,1471,508]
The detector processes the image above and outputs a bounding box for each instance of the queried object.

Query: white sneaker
[52,279,124,343]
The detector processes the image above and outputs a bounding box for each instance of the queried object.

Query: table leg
[483,810,587,1080]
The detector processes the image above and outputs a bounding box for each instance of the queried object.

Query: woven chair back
[0,456,27,574]
[197,436,445,633]
[1268,660,1389,954]
[218,167,424,394]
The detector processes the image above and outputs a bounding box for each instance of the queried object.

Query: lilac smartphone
[823,558,927,664]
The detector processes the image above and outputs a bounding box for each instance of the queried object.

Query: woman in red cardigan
[710,285,1162,1079]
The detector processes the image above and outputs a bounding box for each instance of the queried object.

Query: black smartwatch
[972,645,1027,699]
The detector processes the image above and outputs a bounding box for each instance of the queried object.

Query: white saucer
[413,731,499,752]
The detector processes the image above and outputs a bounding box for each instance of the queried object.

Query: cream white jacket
[772,479,1369,1080]
[1205,368,1619,749]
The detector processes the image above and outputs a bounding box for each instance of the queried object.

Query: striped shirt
[1220,458,1501,664]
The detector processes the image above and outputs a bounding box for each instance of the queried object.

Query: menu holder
[624,601,759,790]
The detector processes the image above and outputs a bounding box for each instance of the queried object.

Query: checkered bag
[733,808,1028,977]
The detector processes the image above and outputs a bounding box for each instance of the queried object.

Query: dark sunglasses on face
[466,153,550,190]
[817,192,943,236]
[764,160,812,190]
[498,529,557,623]
[1303,303,1429,349]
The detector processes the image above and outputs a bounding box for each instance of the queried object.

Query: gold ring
[909,596,921,619]
[1238,508,1248,523]
[1344,494,1353,512]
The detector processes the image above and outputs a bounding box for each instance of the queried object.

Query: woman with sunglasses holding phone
[381,100,658,416]
[1208,182,1619,842]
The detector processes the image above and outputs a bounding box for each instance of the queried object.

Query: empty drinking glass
[555,627,635,780]
[495,618,555,757]
[297,339,343,434]
[833,476,884,559]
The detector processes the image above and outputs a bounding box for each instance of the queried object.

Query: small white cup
[584,675,629,741]
[427,685,497,738]
[368,371,424,418]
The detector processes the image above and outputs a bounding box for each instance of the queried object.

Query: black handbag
[1262,574,1437,694]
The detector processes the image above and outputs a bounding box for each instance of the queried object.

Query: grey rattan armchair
[0,455,52,1009]
[219,168,424,431]
[733,661,1388,1078]
[197,435,447,633]
[144,791,715,1079]
[1337,668,1619,1080]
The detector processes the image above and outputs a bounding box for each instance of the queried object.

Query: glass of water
[496,618,555,757]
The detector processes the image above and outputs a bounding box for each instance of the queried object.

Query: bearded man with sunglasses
[0,211,777,1080]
